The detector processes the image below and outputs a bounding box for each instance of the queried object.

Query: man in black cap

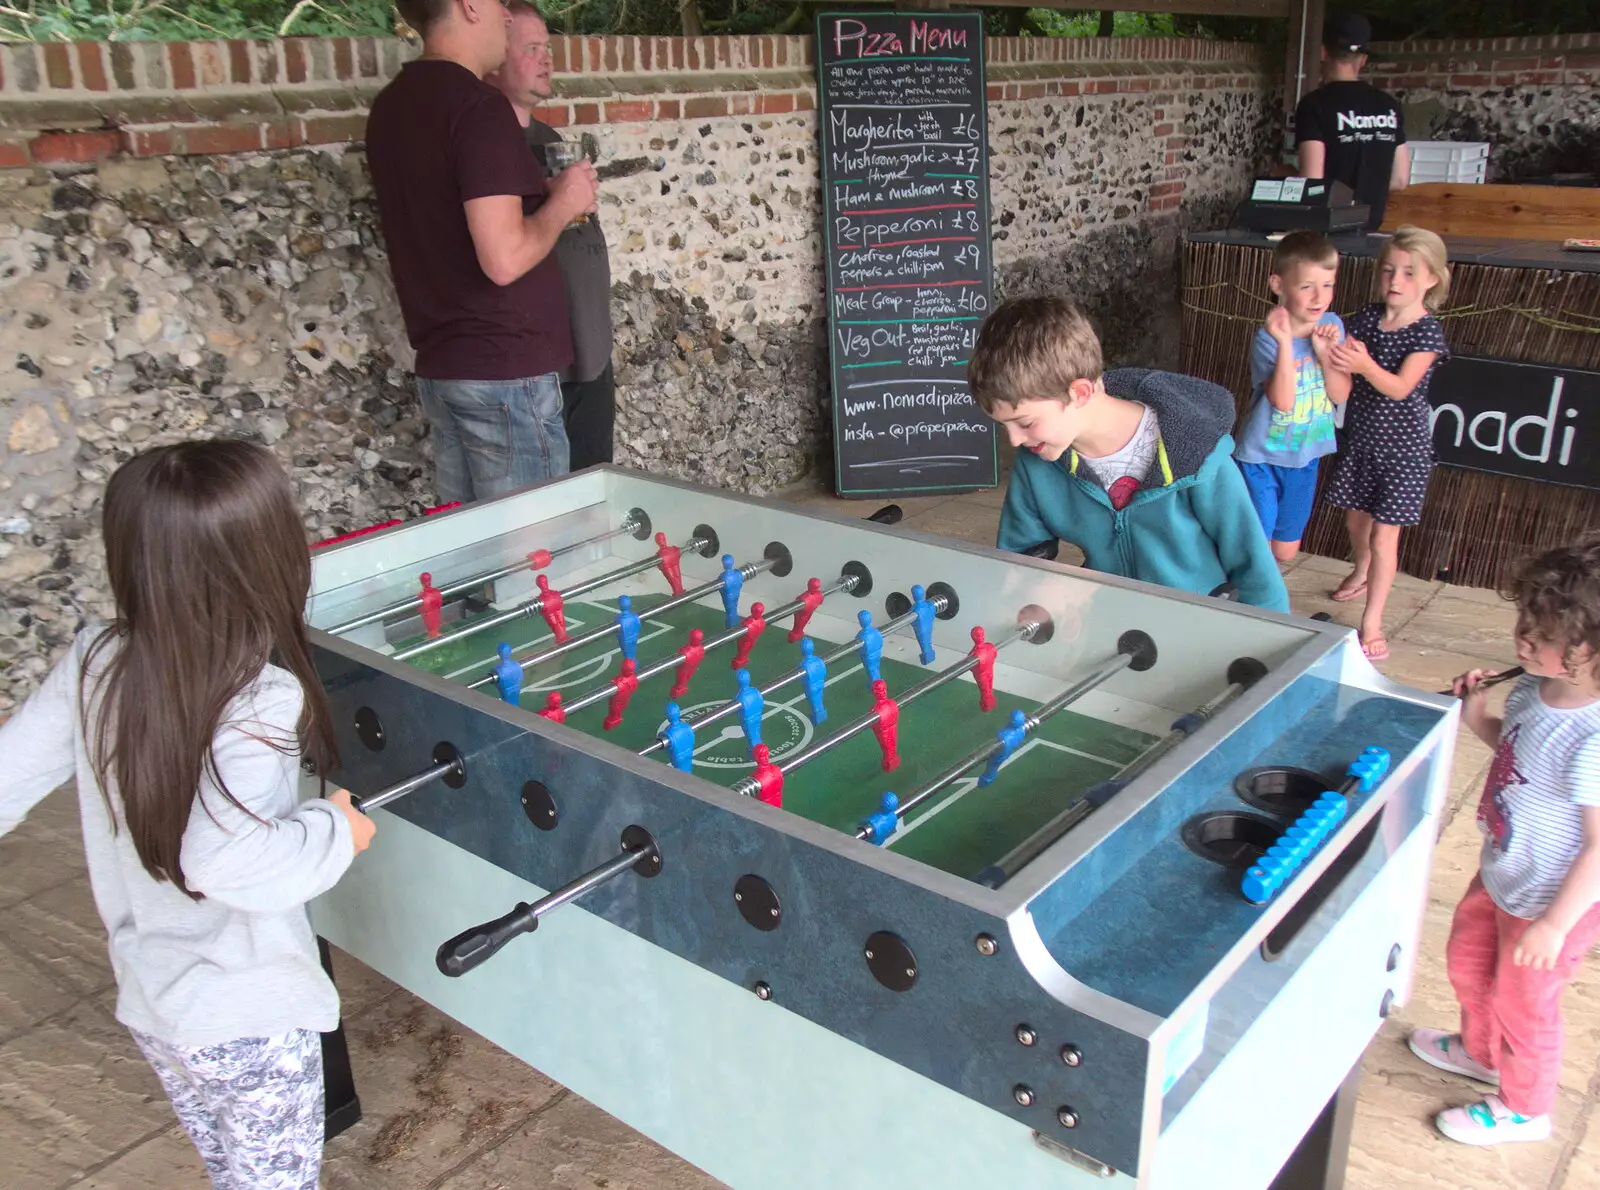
[1294,12,1410,230]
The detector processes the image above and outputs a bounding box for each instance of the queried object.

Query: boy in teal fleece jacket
[969,295,1290,613]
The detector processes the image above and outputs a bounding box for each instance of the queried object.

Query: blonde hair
[968,296,1103,412]
[1379,225,1450,311]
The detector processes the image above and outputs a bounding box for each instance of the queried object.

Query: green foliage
[0,1,396,42]
[0,0,1593,43]
[1367,0,1600,39]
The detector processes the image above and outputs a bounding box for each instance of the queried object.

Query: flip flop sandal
[1331,580,1367,602]
[1360,635,1390,662]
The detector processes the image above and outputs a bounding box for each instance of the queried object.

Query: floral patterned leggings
[130,1027,324,1190]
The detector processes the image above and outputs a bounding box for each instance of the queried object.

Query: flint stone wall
[0,33,1281,708]
[1366,34,1600,181]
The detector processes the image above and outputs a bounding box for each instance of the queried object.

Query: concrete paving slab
[320,994,565,1188]
[1557,1109,1600,1190]
[0,995,175,1190]
[76,1127,210,1189]
[1281,564,1439,634]
[1347,1079,1585,1190]
[0,930,80,1042]
[1372,640,1508,698]
[0,787,86,911]
[1429,779,1490,902]
[0,877,115,998]
[903,499,1002,549]
[1396,593,1523,668]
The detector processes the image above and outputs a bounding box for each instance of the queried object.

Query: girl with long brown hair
[0,439,375,1188]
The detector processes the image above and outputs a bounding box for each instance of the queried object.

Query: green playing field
[391,593,1155,880]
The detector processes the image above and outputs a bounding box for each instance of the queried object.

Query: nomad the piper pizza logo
[1335,110,1399,131]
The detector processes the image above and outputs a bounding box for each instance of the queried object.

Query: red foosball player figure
[419,572,443,639]
[537,691,566,724]
[528,547,553,571]
[654,531,685,596]
[603,659,639,731]
[731,602,768,670]
[535,574,568,642]
[788,577,826,643]
[968,625,998,713]
[751,743,784,808]
[869,679,901,772]
[670,628,706,699]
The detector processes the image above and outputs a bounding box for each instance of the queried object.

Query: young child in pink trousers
[1410,534,1600,1145]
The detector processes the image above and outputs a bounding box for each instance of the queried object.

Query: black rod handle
[435,827,661,978]
[1021,539,1060,561]
[436,903,537,977]
[866,504,903,525]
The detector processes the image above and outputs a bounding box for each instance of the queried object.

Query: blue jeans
[416,374,570,504]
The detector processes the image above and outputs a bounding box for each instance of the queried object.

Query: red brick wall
[1366,32,1600,92]
[0,34,1264,168]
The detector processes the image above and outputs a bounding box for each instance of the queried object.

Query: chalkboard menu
[816,10,998,497]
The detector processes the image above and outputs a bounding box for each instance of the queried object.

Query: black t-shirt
[366,60,573,381]
[1294,80,1407,229]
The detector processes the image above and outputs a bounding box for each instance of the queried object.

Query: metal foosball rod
[465,546,782,689]
[558,570,864,715]
[727,613,1049,799]
[327,509,648,637]
[857,631,1161,844]
[434,826,662,978]
[398,529,715,663]
[972,655,1267,889]
[636,586,950,757]
[349,742,468,814]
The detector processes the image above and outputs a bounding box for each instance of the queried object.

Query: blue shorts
[1237,460,1321,544]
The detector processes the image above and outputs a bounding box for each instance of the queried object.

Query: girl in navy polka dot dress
[1324,225,1451,662]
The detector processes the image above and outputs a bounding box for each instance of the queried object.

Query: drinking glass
[543,140,591,226]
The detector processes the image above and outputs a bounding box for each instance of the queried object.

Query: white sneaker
[1408,1027,1500,1084]
[1435,1096,1552,1146]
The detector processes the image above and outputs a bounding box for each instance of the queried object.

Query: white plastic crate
[1408,140,1490,184]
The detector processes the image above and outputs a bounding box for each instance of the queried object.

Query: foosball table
[304,467,1458,1189]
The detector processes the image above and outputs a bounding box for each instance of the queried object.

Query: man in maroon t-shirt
[367,0,598,503]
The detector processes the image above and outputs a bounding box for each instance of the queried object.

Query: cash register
[1233,177,1371,235]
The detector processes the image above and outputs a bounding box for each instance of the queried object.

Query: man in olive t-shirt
[490,2,617,472]
[1294,12,1410,230]
[366,0,598,503]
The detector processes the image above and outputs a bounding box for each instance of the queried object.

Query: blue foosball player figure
[719,554,744,628]
[615,594,641,661]
[978,709,1030,786]
[860,792,900,845]
[661,702,696,773]
[855,609,884,684]
[798,637,828,725]
[492,642,523,707]
[910,583,937,665]
[734,668,764,751]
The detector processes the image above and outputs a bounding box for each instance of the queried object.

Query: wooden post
[1281,0,1324,159]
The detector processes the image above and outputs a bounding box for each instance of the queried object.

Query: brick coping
[0,29,1591,168]
[1,35,1263,100]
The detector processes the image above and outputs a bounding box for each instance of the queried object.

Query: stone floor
[2,480,1596,1190]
